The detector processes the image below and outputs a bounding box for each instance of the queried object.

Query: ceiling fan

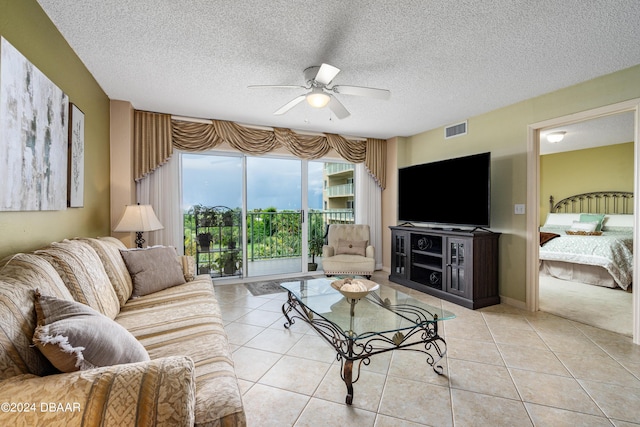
[248,63,390,119]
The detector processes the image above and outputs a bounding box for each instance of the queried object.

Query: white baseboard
[500,295,528,311]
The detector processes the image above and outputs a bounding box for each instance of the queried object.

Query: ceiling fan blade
[274,95,306,115]
[328,95,350,119]
[314,63,340,85]
[248,84,306,90]
[332,85,391,100]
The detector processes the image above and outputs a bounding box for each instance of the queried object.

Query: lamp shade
[114,204,164,232]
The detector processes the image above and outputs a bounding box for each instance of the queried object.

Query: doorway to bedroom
[528,100,640,343]
[538,113,635,337]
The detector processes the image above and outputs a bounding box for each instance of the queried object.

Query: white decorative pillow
[543,213,582,227]
[119,246,186,297]
[32,292,150,373]
[569,220,598,232]
[602,214,634,229]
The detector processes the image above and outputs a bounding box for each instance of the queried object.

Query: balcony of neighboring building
[324,163,355,177]
[326,183,354,198]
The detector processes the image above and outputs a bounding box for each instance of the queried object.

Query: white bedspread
[539,226,633,290]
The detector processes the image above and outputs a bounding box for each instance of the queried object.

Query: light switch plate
[514,204,526,215]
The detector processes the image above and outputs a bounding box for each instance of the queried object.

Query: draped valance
[133,110,386,189]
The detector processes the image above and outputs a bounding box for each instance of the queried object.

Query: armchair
[321,224,375,279]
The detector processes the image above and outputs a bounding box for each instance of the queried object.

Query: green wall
[540,142,634,224]
[0,0,111,259]
[402,64,640,303]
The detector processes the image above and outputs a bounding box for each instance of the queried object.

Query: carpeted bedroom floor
[539,275,633,337]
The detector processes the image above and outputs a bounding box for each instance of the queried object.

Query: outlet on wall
[514,204,526,215]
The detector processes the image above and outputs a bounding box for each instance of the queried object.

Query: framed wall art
[0,37,69,211]
[68,103,84,207]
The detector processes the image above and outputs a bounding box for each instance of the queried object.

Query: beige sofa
[0,237,245,427]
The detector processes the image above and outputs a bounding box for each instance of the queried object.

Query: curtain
[172,119,367,163]
[355,163,383,270]
[134,111,172,180]
[133,110,385,188]
[365,138,386,190]
[136,154,184,253]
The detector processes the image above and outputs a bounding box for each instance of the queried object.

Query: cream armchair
[322,224,375,278]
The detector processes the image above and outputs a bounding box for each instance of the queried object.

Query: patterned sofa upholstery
[0,237,246,427]
[321,224,375,278]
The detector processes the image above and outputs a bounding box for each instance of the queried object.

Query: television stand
[389,226,500,309]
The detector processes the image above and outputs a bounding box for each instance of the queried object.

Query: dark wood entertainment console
[389,226,500,309]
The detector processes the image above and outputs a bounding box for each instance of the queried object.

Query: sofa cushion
[35,240,120,319]
[77,237,133,307]
[32,292,150,372]
[116,278,245,426]
[336,239,368,256]
[120,246,186,297]
[0,253,74,379]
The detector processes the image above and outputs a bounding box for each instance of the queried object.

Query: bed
[539,191,634,290]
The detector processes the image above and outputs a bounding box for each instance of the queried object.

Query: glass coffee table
[280,277,455,405]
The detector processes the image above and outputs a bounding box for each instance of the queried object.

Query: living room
[2,1,640,426]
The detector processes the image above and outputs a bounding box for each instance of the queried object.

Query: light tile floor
[214,271,640,427]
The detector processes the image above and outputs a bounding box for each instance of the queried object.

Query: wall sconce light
[306,88,331,108]
[114,204,163,248]
[546,131,566,143]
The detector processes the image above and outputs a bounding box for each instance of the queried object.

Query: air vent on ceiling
[445,121,467,139]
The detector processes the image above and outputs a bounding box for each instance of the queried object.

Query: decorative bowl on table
[330,278,379,299]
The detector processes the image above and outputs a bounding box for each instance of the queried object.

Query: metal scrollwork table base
[280,278,455,405]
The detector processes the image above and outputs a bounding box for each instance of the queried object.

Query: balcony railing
[184,210,354,262]
[325,163,355,175]
[326,183,354,197]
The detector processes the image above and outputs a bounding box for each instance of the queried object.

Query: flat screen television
[398,152,491,228]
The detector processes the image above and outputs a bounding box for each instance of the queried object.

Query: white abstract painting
[0,37,68,211]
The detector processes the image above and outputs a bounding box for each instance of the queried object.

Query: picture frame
[68,103,85,207]
[0,37,68,211]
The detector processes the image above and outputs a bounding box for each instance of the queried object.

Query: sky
[181,153,325,212]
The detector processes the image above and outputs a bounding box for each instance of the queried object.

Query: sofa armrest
[322,245,334,258]
[366,245,375,259]
[0,356,196,427]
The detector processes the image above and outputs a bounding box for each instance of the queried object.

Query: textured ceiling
[37,0,640,140]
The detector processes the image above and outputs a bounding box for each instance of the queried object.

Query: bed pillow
[580,213,605,231]
[32,292,150,372]
[569,220,599,233]
[120,246,186,297]
[336,239,368,256]
[603,214,634,229]
[543,213,581,227]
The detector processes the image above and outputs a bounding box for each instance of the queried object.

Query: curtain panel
[133,110,386,189]
[133,111,173,180]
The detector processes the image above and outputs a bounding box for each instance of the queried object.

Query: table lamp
[114,204,164,248]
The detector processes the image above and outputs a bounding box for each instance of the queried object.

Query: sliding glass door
[182,152,355,279]
[246,156,302,277]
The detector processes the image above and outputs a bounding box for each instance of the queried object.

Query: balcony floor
[214,257,325,283]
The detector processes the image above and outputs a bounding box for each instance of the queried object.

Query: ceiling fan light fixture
[546,131,566,143]
[306,89,331,108]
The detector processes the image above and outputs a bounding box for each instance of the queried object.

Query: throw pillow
[569,220,598,232]
[120,246,186,297]
[579,213,606,231]
[32,292,150,372]
[336,239,368,256]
